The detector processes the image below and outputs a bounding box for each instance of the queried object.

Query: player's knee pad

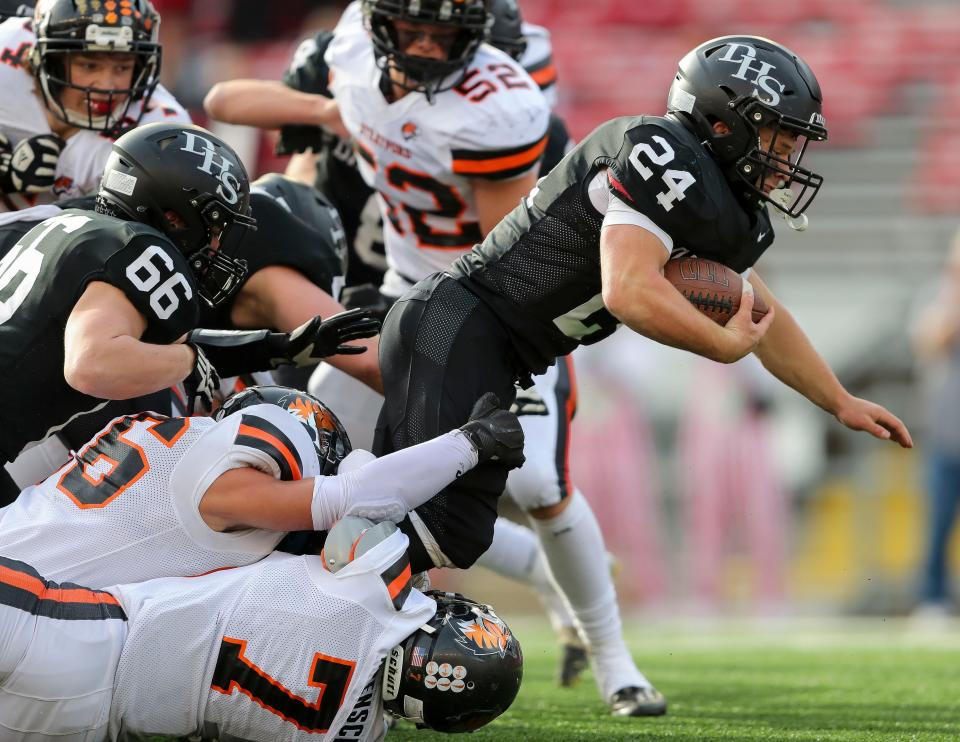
[506,454,565,512]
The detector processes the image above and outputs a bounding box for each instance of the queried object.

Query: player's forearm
[310,431,479,530]
[63,336,194,400]
[752,299,847,415]
[204,80,341,131]
[604,272,729,361]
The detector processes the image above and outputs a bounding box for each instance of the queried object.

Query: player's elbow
[602,275,654,328]
[203,83,232,120]
[63,338,124,399]
[63,354,110,398]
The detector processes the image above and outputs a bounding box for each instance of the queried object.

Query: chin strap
[768,188,809,232]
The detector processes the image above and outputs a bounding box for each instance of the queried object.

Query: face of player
[757,126,799,194]
[392,19,458,61]
[60,52,137,117]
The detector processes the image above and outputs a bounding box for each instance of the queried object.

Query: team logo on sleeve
[453,611,513,658]
[401,121,419,141]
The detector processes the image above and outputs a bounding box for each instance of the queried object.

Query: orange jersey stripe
[529,63,557,88]
[237,424,303,480]
[0,564,121,606]
[387,563,412,600]
[452,134,548,175]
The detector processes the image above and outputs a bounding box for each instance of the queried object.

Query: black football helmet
[667,35,828,219]
[250,173,348,269]
[362,0,489,99]
[488,0,526,61]
[31,0,162,132]
[383,591,523,733]
[215,385,352,475]
[96,122,256,307]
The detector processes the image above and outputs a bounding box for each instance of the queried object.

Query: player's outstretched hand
[717,284,776,363]
[834,394,913,448]
[285,309,381,365]
[459,392,526,468]
[0,133,65,194]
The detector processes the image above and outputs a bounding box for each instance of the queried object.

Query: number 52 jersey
[327,2,549,296]
[0,210,200,461]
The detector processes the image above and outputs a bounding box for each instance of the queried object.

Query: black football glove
[0,133,64,194]
[183,343,221,415]
[184,309,379,377]
[339,283,395,322]
[284,309,380,365]
[459,392,526,468]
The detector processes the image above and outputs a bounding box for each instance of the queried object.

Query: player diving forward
[0,518,523,740]
[204,0,662,715]
[370,30,913,717]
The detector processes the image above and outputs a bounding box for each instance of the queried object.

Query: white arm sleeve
[310,430,479,529]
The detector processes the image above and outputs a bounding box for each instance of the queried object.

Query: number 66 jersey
[0,209,200,462]
[326,2,549,298]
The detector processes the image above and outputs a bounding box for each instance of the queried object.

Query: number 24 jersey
[452,114,776,376]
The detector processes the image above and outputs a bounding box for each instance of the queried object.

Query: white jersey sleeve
[519,22,557,108]
[110,535,435,741]
[0,406,317,588]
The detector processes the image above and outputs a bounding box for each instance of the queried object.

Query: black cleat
[558,640,589,687]
[609,686,668,717]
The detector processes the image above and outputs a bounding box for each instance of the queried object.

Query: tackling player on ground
[0,517,523,740]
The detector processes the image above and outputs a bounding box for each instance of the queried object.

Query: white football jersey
[0,17,191,212]
[519,22,558,109]
[327,2,549,297]
[0,404,320,587]
[110,537,435,741]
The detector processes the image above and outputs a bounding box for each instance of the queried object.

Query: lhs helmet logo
[717,43,785,106]
[180,131,241,205]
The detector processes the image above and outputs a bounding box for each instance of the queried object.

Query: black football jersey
[277,30,387,289]
[451,114,775,375]
[0,209,199,460]
[198,190,346,329]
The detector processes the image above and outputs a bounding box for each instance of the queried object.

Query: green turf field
[147,618,960,741]
[388,618,960,742]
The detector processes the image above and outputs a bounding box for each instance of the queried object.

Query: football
[663,257,769,326]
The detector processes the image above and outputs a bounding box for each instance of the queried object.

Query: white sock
[475,517,577,636]
[530,490,650,700]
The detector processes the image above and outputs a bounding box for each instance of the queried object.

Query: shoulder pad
[95,222,200,342]
[449,54,550,180]
[605,117,723,246]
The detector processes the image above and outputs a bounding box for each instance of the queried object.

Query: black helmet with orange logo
[383,591,523,732]
[215,385,351,475]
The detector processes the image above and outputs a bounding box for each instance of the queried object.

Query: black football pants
[374,273,520,572]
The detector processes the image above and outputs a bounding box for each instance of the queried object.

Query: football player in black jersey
[0,171,382,492]
[373,28,913,685]
[0,123,379,501]
[203,4,670,716]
